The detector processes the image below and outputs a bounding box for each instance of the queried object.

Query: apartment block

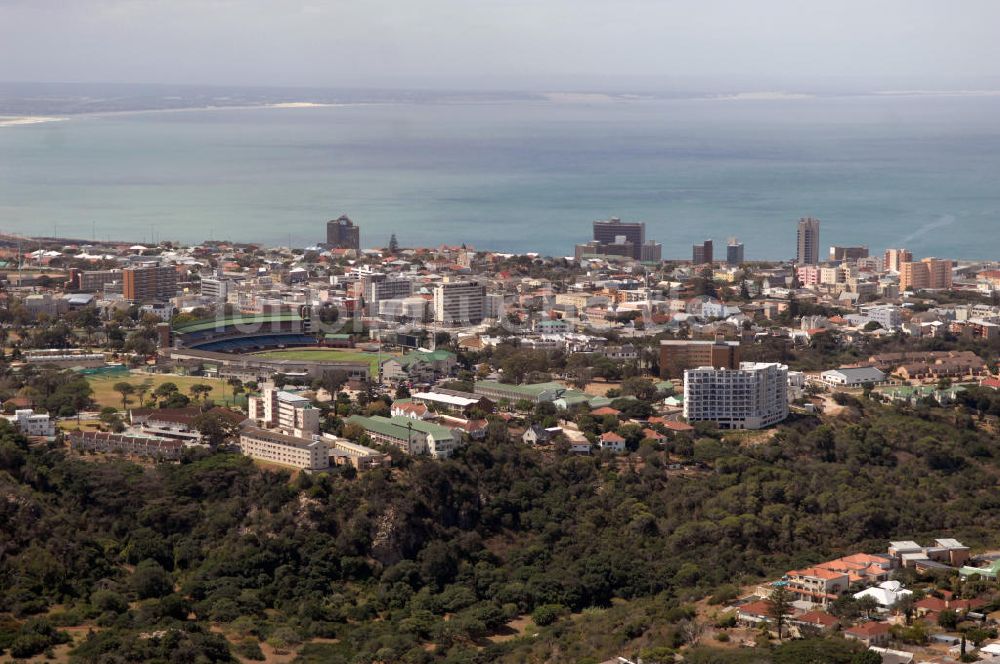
[326,214,360,251]
[900,258,953,291]
[659,339,741,379]
[796,217,820,265]
[123,264,178,302]
[238,426,330,471]
[683,362,789,430]
[247,385,320,437]
[433,277,486,325]
[884,248,913,273]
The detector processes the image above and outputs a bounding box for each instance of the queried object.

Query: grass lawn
[252,347,393,375]
[86,373,238,410]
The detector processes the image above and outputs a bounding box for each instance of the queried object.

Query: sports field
[252,347,391,375]
[86,373,236,410]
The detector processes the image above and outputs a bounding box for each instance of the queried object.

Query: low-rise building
[238,426,329,471]
[69,430,184,460]
[11,409,56,437]
[346,414,458,458]
[821,366,886,387]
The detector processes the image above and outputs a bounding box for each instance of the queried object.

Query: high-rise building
[726,238,745,266]
[362,274,413,312]
[659,339,741,379]
[433,277,486,326]
[122,264,178,302]
[829,245,869,262]
[683,362,789,430]
[884,248,913,273]
[592,217,645,259]
[326,215,361,251]
[639,241,663,262]
[247,384,321,438]
[796,217,821,265]
[692,240,714,265]
[900,258,953,291]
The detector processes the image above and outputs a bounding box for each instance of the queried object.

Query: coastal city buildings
[692,239,714,265]
[829,245,869,262]
[123,263,178,302]
[326,214,360,252]
[238,426,330,471]
[433,277,486,325]
[900,257,954,291]
[726,238,744,266]
[659,338,741,379]
[884,248,913,273]
[576,217,661,262]
[592,217,644,258]
[683,362,789,430]
[247,384,320,437]
[796,217,821,265]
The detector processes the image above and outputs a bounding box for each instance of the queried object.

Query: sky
[1,0,999,91]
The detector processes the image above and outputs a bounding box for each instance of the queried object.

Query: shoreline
[0,101,355,127]
[0,116,68,127]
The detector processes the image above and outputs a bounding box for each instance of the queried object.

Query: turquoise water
[1,95,999,259]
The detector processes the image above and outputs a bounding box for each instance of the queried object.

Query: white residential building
[11,409,56,437]
[247,385,320,437]
[433,278,486,326]
[683,362,789,430]
[238,426,329,471]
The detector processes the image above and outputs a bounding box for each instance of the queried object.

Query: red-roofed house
[784,568,850,607]
[591,406,622,417]
[736,601,773,625]
[598,431,626,454]
[794,611,838,630]
[844,621,891,647]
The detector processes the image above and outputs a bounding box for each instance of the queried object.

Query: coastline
[0,116,68,127]
[0,101,351,127]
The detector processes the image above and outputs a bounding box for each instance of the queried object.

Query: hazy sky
[2,0,999,91]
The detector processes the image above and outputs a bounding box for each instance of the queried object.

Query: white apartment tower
[433,277,486,326]
[247,385,320,437]
[683,362,789,430]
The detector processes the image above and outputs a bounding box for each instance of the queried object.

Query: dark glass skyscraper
[592,217,645,259]
[326,215,360,251]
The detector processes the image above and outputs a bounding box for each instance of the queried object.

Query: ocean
[2,93,1000,259]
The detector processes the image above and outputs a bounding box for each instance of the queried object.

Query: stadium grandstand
[171,311,318,352]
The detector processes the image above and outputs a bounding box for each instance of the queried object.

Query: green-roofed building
[381,349,457,383]
[473,380,568,405]
[346,415,458,459]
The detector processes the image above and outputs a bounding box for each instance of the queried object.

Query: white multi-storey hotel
[683,362,789,430]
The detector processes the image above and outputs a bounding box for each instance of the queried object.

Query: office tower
[433,277,486,325]
[362,273,413,312]
[574,239,635,261]
[726,238,745,266]
[884,248,913,273]
[326,215,361,251]
[684,362,789,430]
[659,338,741,379]
[122,264,178,302]
[796,217,821,265]
[829,246,869,262]
[900,258,953,291]
[592,217,645,259]
[639,241,663,262]
[692,239,714,265]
